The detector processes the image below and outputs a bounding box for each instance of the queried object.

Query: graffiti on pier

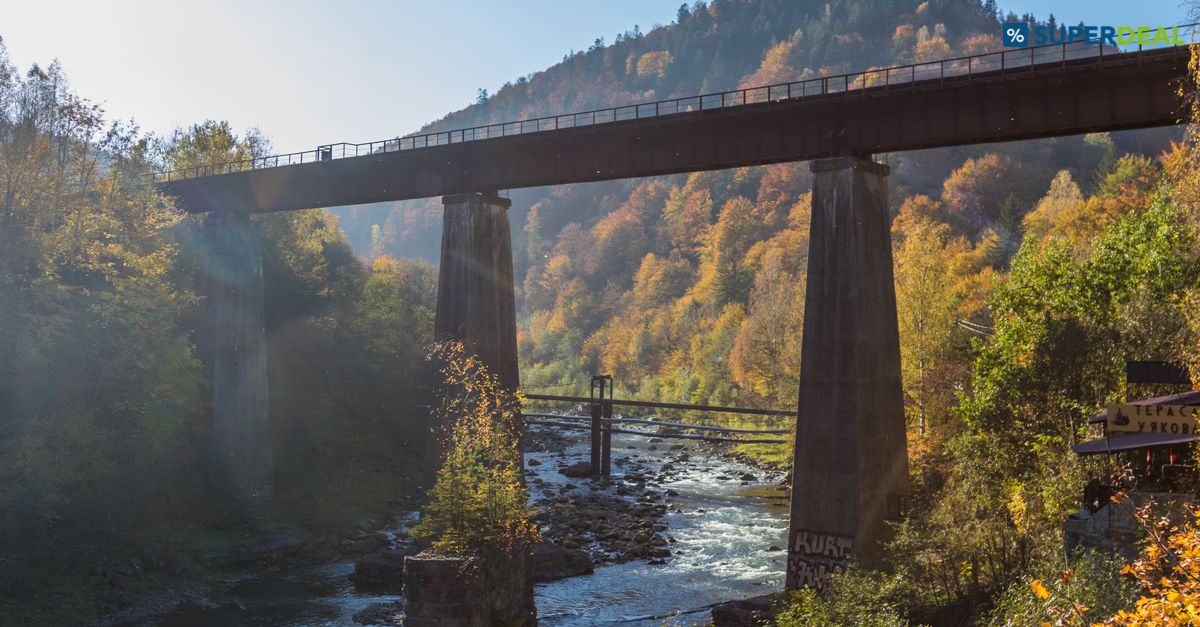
[787,529,854,589]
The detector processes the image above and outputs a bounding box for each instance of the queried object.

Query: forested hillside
[0,45,435,624]
[333,0,1183,410]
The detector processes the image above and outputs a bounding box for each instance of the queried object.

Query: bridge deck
[159,45,1192,214]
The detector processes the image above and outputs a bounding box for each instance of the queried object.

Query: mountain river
[143,423,789,627]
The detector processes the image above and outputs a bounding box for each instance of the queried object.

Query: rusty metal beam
[159,47,1189,214]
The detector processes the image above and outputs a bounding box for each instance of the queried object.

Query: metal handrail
[525,393,797,417]
[522,413,790,434]
[153,24,1199,184]
[524,419,786,444]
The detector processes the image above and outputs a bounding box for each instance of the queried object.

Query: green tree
[962,197,1197,448]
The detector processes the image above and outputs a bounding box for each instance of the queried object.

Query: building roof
[1072,431,1200,456]
[1088,390,1200,424]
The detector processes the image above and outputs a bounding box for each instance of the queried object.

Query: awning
[1089,390,1200,424]
[1072,432,1200,456]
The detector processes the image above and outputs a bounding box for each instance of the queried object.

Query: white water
[531,426,789,626]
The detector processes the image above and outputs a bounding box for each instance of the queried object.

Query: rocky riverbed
[90,417,789,627]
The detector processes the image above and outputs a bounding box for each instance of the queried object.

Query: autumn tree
[1021,170,1084,242]
[913,36,952,63]
[636,51,673,79]
[942,154,1028,237]
[738,41,800,89]
[894,218,958,435]
[731,248,804,406]
[156,119,271,173]
[708,196,763,308]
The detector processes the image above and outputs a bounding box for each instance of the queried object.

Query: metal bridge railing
[524,375,794,477]
[153,24,1199,184]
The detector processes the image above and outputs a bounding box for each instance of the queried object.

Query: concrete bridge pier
[425,192,522,486]
[787,157,909,588]
[198,211,273,501]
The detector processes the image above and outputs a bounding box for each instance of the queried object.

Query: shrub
[412,342,538,553]
[771,567,910,627]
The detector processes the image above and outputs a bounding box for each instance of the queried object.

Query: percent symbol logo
[1003,23,1029,47]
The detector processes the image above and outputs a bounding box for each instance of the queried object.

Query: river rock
[350,538,380,553]
[711,594,781,627]
[191,535,301,567]
[532,543,594,582]
[352,600,405,625]
[563,462,592,478]
[351,551,407,583]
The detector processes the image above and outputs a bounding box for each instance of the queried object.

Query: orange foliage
[892,24,918,56]
[756,162,812,228]
[670,189,714,256]
[959,33,1002,56]
[941,154,1025,235]
[1036,156,1162,244]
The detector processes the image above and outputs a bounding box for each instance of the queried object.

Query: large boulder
[350,550,407,585]
[350,538,380,554]
[190,535,300,567]
[711,594,782,627]
[532,543,594,582]
[563,462,593,478]
[351,600,405,625]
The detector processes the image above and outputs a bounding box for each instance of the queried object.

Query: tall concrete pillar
[787,157,909,588]
[198,211,273,501]
[426,193,521,487]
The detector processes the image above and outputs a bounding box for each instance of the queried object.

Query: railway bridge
[159,40,1194,586]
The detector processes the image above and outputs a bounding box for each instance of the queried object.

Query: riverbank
[65,413,789,627]
[83,496,423,627]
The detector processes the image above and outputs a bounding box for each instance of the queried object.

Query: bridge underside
[161,47,1189,214]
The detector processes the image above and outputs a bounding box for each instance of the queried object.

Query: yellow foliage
[1023,170,1085,242]
[894,217,958,436]
[636,51,673,79]
[914,36,951,63]
[413,342,538,553]
[738,41,800,89]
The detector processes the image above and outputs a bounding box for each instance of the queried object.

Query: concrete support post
[198,211,273,501]
[786,157,909,588]
[426,193,521,487]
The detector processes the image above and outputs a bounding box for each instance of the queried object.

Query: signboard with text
[1106,404,1200,434]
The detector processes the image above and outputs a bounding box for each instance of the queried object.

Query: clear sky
[2,0,1193,156]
